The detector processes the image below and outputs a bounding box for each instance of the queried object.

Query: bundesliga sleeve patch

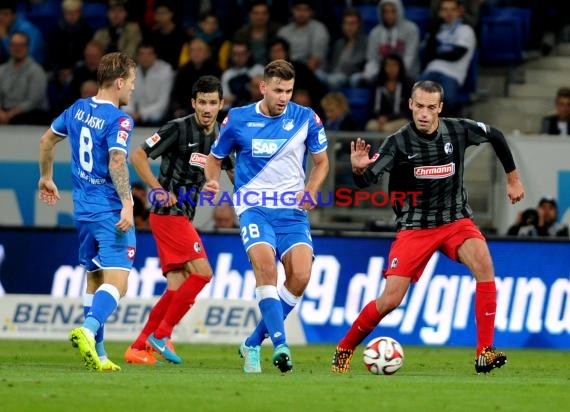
[119,117,132,131]
[318,128,327,144]
[116,130,129,146]
[145,133,161,147]
[221,115,229,128]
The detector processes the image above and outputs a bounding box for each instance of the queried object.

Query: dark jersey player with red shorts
[125,76,234,365]
[331,80,525,374]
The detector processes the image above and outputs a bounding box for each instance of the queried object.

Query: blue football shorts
[76,215,136,272]
[238,207,312,260]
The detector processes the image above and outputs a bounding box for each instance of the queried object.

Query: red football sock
[154,274,211,339]
[339,300,383,350]
[132,289,175,350]
[475,281,497,355]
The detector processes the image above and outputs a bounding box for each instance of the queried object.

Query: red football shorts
[385,218,486,283]
[149,213,207,274]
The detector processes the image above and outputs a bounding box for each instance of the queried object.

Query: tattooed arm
[109,149,134,232]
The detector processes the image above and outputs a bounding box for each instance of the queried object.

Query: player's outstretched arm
[506,170,525,205]
[350,138,376,174]
[109,149,134,232]
[38,129,64,205]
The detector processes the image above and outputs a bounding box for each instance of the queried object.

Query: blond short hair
[321,92,349,113]
[62,0,83,11]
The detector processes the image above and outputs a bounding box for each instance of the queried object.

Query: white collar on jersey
[255,101,288,117]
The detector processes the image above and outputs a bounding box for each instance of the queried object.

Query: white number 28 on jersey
[240,223,260,244]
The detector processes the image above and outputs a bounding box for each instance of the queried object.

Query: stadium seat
[483,7,531,50]
[405,6,430,39]
[479,17,523,95]
[479,16,523,65]
[83,3,108,32]
[341,87,371,129]
[25,2,61,37]
[356,5,379,34]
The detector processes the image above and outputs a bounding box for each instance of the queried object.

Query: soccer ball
[363,336,404,375]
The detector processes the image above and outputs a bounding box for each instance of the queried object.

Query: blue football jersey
[211,101,327,215]
[51,97,134,221]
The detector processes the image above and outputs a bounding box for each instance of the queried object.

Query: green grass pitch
[0,340,568,412]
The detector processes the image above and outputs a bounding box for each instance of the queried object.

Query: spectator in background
[233,0,281,66]
[321,92,359,132]
[232,73,264,108]
[93,0,142,58]
[540,87,570,136]
[188,11,230,70]
[319,8,368,90]
[506,208,538,236]
[419,0,476,116]
[220,40,264,110]
[365,53,414,133]
[80,79,98,98]
[355,0,420,86]
[123,42,174,126]
[536,196,569,237]
[429,0,483,30]
[57,41,105,114]
[183,0,245,41]
[267,37,327,117]
[0,1,45,65]
[144,1,187,70]
[47,0,94,72]
[0,32,48,125]
[170,38,221,119]
[320,92,359,194]
[277,0,330,72]
[212,203,238,229]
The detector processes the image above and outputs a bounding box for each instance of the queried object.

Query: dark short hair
[556,87,570,100]
[0,0,17,12]
[247,0,269,12]
[411,80,445,102]
[292,0,314,8]
[192,75,223,100]
[538,196,557,209]
[264,59,295,81]
[268,37,290,55]
[343,8,362,22]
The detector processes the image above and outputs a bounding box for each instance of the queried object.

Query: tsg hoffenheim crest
[282,119,294,131]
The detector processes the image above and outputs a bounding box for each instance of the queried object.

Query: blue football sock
[246,285,299,347]
[247,286,285,347]
[84,293,106,357]
[84,284,119,338]
[258,298,285,347]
